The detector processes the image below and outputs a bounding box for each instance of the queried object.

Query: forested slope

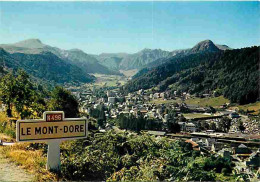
[0,48,94,84]
[123,46,259,104]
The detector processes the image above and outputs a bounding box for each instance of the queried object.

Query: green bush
[0,121,16,138]
[60,131,234,181]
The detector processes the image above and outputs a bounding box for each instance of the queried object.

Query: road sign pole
[47,140,61,172]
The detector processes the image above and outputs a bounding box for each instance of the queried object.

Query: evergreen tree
[0,72,16,117]
[238,120,246,133]
[14,70,35,119]
[218,117,231,132]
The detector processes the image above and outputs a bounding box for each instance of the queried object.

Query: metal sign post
[16,111,88,172]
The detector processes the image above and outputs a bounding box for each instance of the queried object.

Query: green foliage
[0,49,94,84]
[89,104,106,124]
[0,70,80,119]
[0,121,16,138]
[0,72,17,117]
[0,111,15,138]
[218,116,232,132]
[124,46,260,104]
[14,70,37,119]
[199,120,210,131]
[48,86,79,118]
[209,122,217,131]
[238,120,246,132]
[60,132,234,181]
[0,70,47,119]
[116,114,162,132]
[165,110,180,133]
[167,122,181,133]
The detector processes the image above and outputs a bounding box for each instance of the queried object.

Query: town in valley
[0,1,259,181]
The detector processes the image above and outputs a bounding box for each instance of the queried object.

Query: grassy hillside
[228,102,260,115]
[120,69,138,78]
[185,96,229,107]
[237,102,260,114]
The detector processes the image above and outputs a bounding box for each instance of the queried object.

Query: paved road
[0,152,34,182]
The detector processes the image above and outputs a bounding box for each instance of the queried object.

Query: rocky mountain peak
[13,38,45,49]
[190,39,220,53]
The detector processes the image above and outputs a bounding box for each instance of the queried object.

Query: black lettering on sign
[48,126,53,134]
[42,127,47,134]
[80,125,84,132]
[64,126,68,133]
[27,127,31,135]
[75,125,79,132]
[21,128,26,135]
[69,125,74,132]
[54,126,58,133]
[63,125,85,133]
[21,127,32,136]
[35,127,41,135]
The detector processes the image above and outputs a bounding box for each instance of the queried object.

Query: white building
[160,93,165,99]
[186,123,196,132]
[153,93,160,99]
[108,97,116,104]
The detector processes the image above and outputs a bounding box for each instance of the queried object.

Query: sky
[0,1,259,54]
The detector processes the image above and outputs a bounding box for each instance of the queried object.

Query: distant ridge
[95,39,230,71]
[1,39,232,73]
[0,39,120,75]
[12,39,45,49]
[216,44,232,50]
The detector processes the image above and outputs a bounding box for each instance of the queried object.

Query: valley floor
[91,73,127,87]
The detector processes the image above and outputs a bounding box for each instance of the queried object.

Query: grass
[0,143,58,181]
[182,96,260,115]
[149,98,182,105]
[92,74,127,87]
[0,112,16,139]
[184,96,230,108]
[183,113,213,120]
[119,69,138,77]
[0,133,15,142]
[0,111,8,121]
[236,102,260,115]
[149,96,229,107]
[216,173,236,182]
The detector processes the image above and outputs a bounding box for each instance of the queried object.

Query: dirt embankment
[0,152,34,182]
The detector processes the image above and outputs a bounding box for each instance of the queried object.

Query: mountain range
[0,39,233,85]
[1,38,258,105]
[0,39,232,73]
[0,39,119,75]
[94,40,231,71]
